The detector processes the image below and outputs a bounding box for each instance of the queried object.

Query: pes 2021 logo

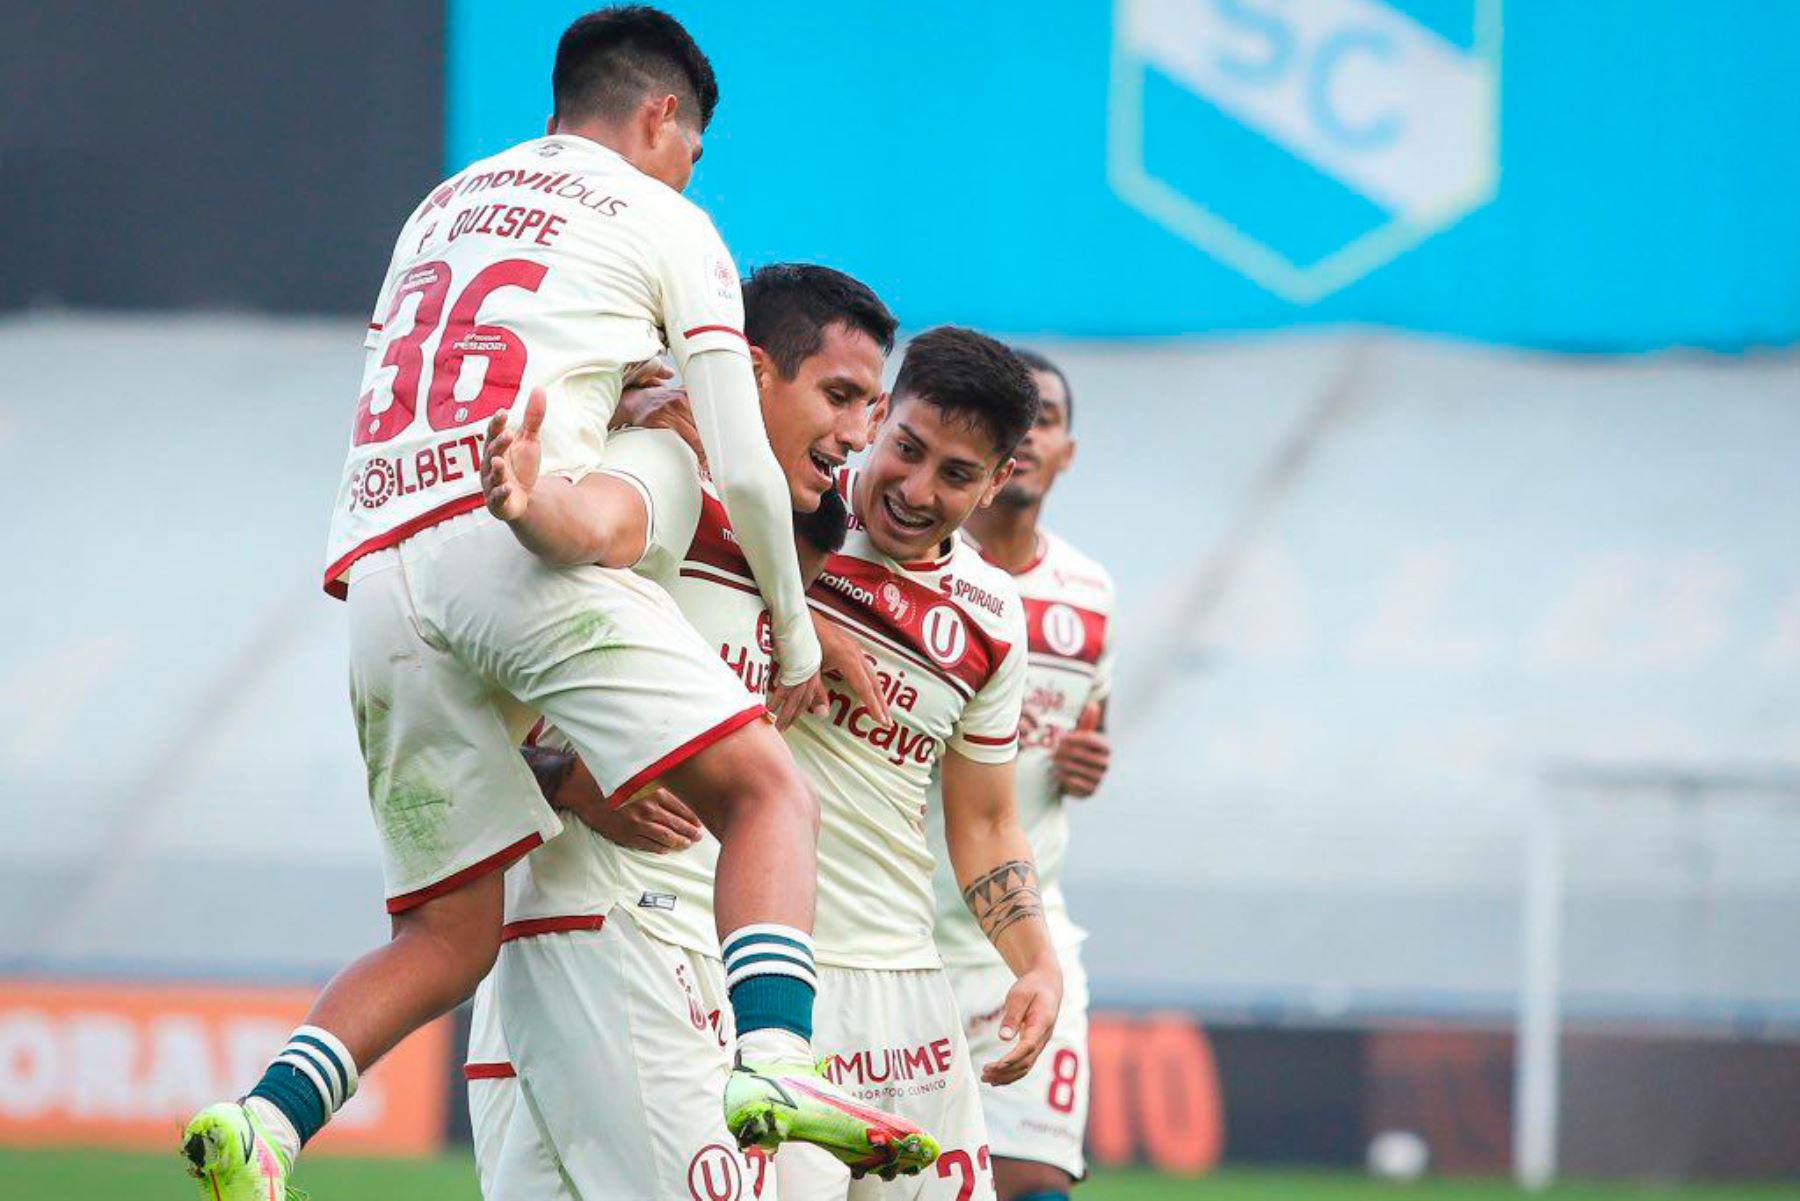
[1109,0,1501,302]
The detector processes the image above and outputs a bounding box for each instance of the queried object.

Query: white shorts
[464,979,527,1198]
[486,907,770,1201]
[948,951,1090,1180]
[347,510,765,911]
[778,966,993,1201]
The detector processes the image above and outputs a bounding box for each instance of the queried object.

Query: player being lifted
[466,263,933,1198]
[182,11,916,1198]
[927,350,1116,1201]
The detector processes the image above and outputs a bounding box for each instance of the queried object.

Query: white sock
[736,1027,811,1065]
[244,1095,301,1166]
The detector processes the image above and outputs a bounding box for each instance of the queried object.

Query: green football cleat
[181,1101,295,1201]
[725,1060,940,1180]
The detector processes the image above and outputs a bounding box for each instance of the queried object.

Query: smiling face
[755,321,887,512]
[996,367,1075,508]
[854,395,1016,562]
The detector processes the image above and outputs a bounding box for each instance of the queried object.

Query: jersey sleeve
[594,428,704,579]
[950,607,1029,764]
[653,202,750,365]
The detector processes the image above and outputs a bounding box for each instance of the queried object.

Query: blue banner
[449,1,1800,350]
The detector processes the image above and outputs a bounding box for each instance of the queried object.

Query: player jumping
[182,11,911,1197]
[927,349,1116,1201]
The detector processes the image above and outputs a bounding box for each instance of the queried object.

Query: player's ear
[650,92,681,140]
[544,114,556,137]
[979,458,1017,508]
[868,392,891,430]
[748,345,774,392]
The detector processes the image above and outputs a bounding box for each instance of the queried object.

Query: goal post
[1514,763,1800,1190]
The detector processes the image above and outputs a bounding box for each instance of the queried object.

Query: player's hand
[1052,704,1111,800]
[815,613,889,728]
[609,360,680,430]
[624,357,674,392]
[482,389,547,522]
[767,671,828,731]
[632,390,706,471]
[982,965,1062,1086]
[578,786,706,853]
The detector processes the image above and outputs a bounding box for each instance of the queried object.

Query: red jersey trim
[323,492,487,599]
[386,831,544,915]
[606,703,768,808]
[680,565,761,597]
[463,1062,516,1080]
[501,914,607,943]
[686,493,751,577]
[683,324,747,342]
[960,730,1017,747]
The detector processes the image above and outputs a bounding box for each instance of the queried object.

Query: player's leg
[182,543,559,1199]
[495,907,762,1200]
[465,977,520,1198]
[774,966,964,1200]
[954,955,1091,1201]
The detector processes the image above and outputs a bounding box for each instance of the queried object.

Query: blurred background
[4,0,1798,1196]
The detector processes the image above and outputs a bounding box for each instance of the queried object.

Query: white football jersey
[929,530,1116,966]
[323,134,747,595]
[792,471,1029,970]
[501,430,766,957]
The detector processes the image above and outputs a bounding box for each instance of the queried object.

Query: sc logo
[1109,0,1502,302]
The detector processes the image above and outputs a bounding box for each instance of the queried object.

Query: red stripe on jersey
[680,566,761,597]
[386,831,544,914]
[605,703,769,808]
[683,324,747,342]
[322,492,487,599]
[500,914,607,942]
[810,555,1010,696]
[685,492,752,577]
[464,1062,516,1080]
[961,730,1017,747]
[1022,596,1108,666]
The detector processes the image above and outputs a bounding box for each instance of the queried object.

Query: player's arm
[520,742,705,854]
[1053,606,1118,798]
[481,392,652,567]
[682,349,823,721]
[940,749,1062,1086]
[655,206,821,717]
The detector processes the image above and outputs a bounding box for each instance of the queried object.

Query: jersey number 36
[353,258,547,446]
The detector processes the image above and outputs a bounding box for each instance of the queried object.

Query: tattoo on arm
[962,859,1044,944]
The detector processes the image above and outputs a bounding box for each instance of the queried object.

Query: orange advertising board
[0,980,448,1156]
[1088,1011,1224,1174]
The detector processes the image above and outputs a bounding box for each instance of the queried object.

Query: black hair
[742,264,898,379]
[795,485,850,554]
[891,327,1041,459]
[553,7,719,130]
[1011,346,1074,431]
